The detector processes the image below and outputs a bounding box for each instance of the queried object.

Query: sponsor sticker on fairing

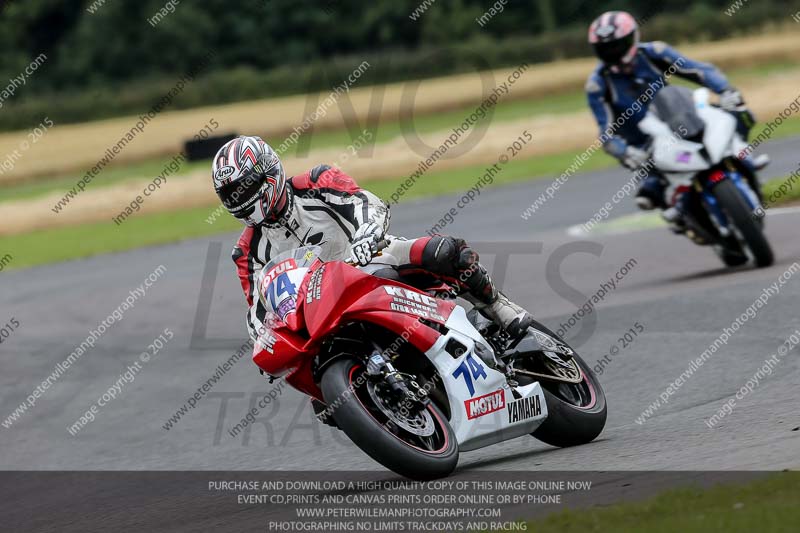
[464,389,506,419]
[260,259,298,292]
[507,394,542,423]
[305,265,325,304]
[385,285,446,321]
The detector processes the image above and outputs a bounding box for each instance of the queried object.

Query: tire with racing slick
[321,357,459,480]
[527,322,607,448]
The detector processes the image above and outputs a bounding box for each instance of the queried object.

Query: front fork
[693,166,761,237]
[366,350,428,409]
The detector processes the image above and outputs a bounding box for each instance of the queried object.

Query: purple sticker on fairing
[677,151,692,163]
[277,297,296,321]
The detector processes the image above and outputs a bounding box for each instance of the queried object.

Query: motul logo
[259,258,297,292]
[464,389,505,420]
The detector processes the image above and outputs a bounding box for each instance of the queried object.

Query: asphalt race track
[2,136,798,482]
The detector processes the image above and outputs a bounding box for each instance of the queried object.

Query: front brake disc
[366,382,435,436]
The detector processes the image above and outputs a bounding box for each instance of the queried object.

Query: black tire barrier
[184,133,237,161]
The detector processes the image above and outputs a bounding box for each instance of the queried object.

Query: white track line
[566,205,800,237]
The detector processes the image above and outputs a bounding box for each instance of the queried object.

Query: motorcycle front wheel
[714,179,774,267]
[321,358,459,480]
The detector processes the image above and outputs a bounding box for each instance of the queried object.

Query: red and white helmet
[588,11,639,66]
[212,136,288,226]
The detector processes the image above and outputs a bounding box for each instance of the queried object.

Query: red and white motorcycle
[252,243,606,479]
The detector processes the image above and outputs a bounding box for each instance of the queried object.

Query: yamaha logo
[507,395,542,423]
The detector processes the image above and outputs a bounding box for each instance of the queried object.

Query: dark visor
[593,33,635,65]
[216,171,264,216]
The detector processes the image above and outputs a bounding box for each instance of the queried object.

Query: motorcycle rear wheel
[321,358,459,480]
[525,322,607,448]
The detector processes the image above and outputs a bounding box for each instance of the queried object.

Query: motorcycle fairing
[252,323,323,399]
[300,260,455,351]
[252,251,548,451]
[698,105,737,164]
[253,258,456,399]
[640,89,737,174]
[424,306,548,451]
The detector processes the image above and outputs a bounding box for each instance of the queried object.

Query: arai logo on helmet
[595,24,616,39]
[215,165,236,181]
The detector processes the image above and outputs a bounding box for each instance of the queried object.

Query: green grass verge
[3,151,799,271]
[0,91,586,205]
[763,172,800,206]
[279,89,589,156]
[0,205,240,270]
[366,149,615,203]
[5,60,797,204]
[299,64,800,157]
[283,60,800,156]
[0,156,212,204]
[0,148,616,270]
[521,471,800,533]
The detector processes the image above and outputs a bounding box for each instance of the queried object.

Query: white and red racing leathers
[232,164,503,346]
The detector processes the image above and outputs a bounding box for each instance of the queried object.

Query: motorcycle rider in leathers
[212,136,533,370]
[585,10,768,230]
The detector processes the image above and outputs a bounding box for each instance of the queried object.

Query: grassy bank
[0,149,605,270]
[521,471,800,533]
[2,34,798,184]
[0,205,241,270]
[6,4,798,133]
[2,151,798,271]
[2,57,798,205]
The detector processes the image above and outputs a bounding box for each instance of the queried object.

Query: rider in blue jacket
[585,11,767,227]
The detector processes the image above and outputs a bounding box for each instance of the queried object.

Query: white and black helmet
[212,136,288,226]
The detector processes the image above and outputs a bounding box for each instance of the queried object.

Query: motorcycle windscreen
[256,246,322,331]
[650,86,706,141]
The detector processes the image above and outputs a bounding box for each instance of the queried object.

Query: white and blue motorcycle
[639,86,774,268]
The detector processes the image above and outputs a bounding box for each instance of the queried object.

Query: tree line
[0,0,795,129]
